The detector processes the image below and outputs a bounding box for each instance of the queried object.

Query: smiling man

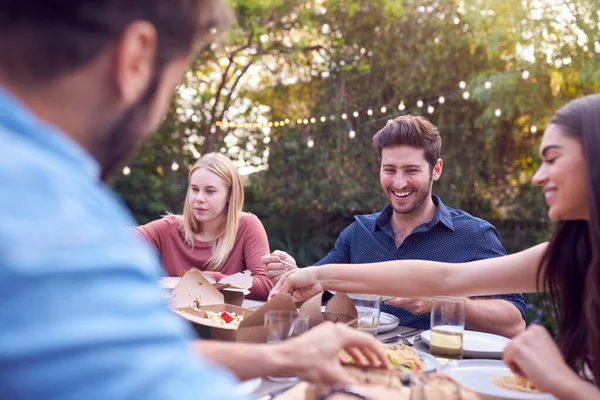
[264,115,526,338]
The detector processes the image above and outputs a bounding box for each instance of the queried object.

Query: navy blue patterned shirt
[316,195,526,330]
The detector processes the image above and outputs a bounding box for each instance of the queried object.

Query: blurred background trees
[112,0,599,327]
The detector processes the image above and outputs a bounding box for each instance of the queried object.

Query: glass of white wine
[429,296,465,360]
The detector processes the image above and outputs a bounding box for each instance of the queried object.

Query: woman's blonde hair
[176,153,244,271]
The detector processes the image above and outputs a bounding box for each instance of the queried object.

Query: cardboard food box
[169,268,252,308]
[171,273,359,342]
[298,291,359,328]
[174,292,298,342]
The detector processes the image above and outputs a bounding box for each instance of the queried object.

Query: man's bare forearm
[192,340,290,381]
[465,298,525,338]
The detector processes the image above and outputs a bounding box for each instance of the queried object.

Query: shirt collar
[375,194,455,232]
[0,87,101,180]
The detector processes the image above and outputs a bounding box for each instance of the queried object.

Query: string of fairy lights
[120,51,598,177]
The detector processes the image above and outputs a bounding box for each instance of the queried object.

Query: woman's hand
[270,266,323,302]
[502,325,591,399]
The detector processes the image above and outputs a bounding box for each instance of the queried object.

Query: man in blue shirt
[264,115,526,338]
[0,2,386,399]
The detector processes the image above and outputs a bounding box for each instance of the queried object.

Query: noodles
[340,343,425,372]
[492,375,540,393]
[385,344,425,372]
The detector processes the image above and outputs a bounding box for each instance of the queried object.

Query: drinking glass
[348,293,381,337]
[429,296,465,360]
[264,310,309,382]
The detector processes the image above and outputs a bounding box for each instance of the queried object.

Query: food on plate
[492,375,541,393]
[340,343,425,372]
[205,310,244,328]
[303,371,481,400]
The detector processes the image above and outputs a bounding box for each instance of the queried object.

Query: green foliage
[111,0,598,328]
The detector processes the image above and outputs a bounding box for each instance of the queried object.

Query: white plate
[377,312,400,333]
[414,348,439,373]
[441,360,557,400]
[234,377,262,395]
[421,329,510,359]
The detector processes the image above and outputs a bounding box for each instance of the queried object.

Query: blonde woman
[138,153,272,300]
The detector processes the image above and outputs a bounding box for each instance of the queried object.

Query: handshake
[262,250,299,283]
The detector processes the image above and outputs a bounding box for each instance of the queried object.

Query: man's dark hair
[372,115,442,170]
[0,0,231,83]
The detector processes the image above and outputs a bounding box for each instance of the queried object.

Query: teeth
[393,191,412,198]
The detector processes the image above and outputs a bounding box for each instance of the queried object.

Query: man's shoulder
[444,204,498,233]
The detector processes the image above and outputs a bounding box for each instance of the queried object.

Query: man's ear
[112,21,157,106]
[432,158,443,181]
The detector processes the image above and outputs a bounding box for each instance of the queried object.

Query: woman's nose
[531,165,547,186]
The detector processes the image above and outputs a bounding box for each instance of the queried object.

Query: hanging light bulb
[342,113,348,120]
[307,137,314,148]
[416,99,424,108]
[367,109,373,116]
[301,119,307,124]
[274,122,280,127]
[495,108,502,117]
[122,166,131,176]
[459,80,466,89]
[427,105,435,114]
[380,106,387,113]
[462,91,470,100]
[284,118,290,124]
[438,96,445,104]
[310,117,316,123]
[530,125,537,133]
[398,101,406,111]
[521,69,530,80]
[553,56,562,68]
[296,118,302,124]
[268,122,273,127]
[171,160,180,171]
[484,81,492,89]
[320,116,326,122]
[348,130,356,139]
[353,111,359,118]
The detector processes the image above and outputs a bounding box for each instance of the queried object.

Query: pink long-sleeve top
[137,213,272,300]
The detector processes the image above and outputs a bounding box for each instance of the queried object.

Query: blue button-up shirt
[0,88,247,400]
[316,196,526,330]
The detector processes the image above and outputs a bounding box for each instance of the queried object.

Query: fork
[400,335,420,346]
[380,329,424,344]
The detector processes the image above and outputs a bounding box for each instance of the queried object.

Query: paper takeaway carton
[174,292,298,342]
[171,274,358,342]
[169,268,252,308]
[298,291,358,328]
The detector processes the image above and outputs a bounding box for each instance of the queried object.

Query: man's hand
[262,250,297,283]
[270,266,322,302]
[276,322,389,384]
[383,297,433,315]
[502,325,583,398]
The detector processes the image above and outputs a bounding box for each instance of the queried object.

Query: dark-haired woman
[271,94,600,400]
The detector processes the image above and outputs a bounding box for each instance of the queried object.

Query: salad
[205,310,244,328]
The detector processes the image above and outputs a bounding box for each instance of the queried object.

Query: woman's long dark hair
[536,93,600,382]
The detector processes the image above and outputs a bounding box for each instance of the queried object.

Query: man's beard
[94,76,160,182]
[387,175,433,215]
